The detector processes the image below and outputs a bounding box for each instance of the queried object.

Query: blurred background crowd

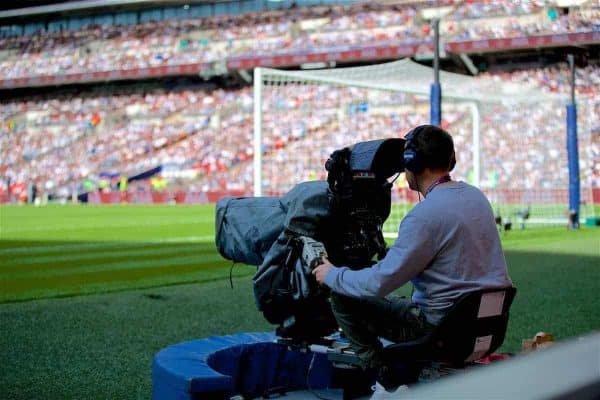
[0,1,598,79]
[0,0,598,203]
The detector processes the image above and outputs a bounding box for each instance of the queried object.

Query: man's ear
[449,151,456,171]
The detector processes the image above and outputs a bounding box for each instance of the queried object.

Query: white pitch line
[0,236,216,256]
[2,244,204,267]
[0,218,213,233]
[5,253,229,280]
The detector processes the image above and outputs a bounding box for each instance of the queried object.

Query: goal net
[252,60,596,235]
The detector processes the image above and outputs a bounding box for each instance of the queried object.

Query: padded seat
[383,287,517,366]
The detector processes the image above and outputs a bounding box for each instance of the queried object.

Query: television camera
[215,138,405,340]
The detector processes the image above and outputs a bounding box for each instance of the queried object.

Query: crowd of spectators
[0,1,598,80]
[449,0,543,20]
[478,62,599,194]
[0,87,252,198]
[446,5,599,42]
[197,63,600,195]
[1,62,598,202]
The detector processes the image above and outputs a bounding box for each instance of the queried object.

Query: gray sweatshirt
[324,181,513,325]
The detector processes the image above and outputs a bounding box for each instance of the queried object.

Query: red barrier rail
[86,190,252,204]
[445,31,600,54]
[0,63,212,89]
[226,42,434,69]
[1,188,599,205]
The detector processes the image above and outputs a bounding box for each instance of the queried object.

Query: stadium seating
[1,62,599,202]
[0,0,598,203]
[0,2,597,81]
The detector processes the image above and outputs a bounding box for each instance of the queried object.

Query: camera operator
[313,125,513,391]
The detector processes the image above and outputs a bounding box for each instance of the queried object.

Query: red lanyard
[425,174,451,197]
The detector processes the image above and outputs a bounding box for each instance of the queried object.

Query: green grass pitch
[0,204,254,302]
[0,204,599,399]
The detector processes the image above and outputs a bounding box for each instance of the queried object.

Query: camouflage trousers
[330,292,435,371]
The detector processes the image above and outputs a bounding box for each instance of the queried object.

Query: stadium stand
[1,62,598,201]
[0,1,597,84]
[0,0,598,208]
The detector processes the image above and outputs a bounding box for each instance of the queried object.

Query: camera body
[323,139,405,268]
[276,138,406,339]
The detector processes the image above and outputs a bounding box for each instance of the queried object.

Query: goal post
[253,67,263,198]
[252,60,596,234]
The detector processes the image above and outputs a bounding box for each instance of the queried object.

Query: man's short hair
[406,125,455,171]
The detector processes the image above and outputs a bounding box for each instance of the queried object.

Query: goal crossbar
[259,59,567,105]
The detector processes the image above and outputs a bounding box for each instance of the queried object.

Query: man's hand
[312,257,334,286]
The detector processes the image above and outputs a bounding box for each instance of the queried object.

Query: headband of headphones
[403,125,456,174]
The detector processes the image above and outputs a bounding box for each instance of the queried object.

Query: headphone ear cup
[403,126,425,174]
[403,148,424,174]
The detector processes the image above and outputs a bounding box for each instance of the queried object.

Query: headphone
[403,125,456,174]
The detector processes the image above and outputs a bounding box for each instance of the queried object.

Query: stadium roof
[261,59,568,105]
[0,0,224,20]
